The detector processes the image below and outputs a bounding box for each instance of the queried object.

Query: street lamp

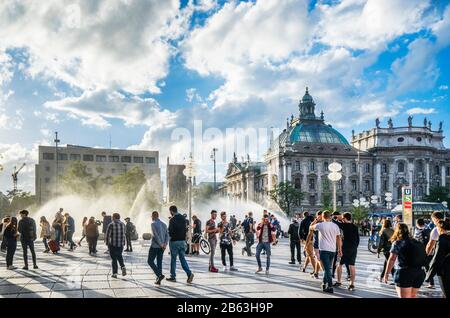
[183,153,196,255]
[328,162,342,212]
[385,192,393,210]
[210,148,218,192]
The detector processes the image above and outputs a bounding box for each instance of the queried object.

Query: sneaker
[255,267,263,274]
[426,284,435,289]
[7,266,16,270]
[348,285,355,291]
[33,265,39,270]
[121,267,127,276]
[155,275,165,285]
[187,273,194,284]
[324,287,334,293]
[166,277,176,282]
[322,284,326,291]
[222,266,228,272]
[289,261,295,265]
[104,250,109,254]
[333,282,342,287]
[22,266,28,270]
[302,268,306,273]
[241,248,245,256]
[346,276,351,281]
[209,266,219,273]
[230,266,238,272]
[313,273,319,279]
[124,249,130,252]
[265,269,269,275]
[111,274,118,278]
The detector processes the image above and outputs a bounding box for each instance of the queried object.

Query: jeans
[126,234,132,251]
[42,237,49,251]
[109,246,125,274]
[148,247,164,277]
[67,231,76,250]
[208,239,217,268]
[169,240,192,278]
[87,236,98,254]
[243,233,254,256]
[21,240,37,268]
[6,240,17,267]
[220,243,233,267]
[290,240,301,262]
[320,250,335,288]
[256,242,271,270]
[54,227,61,246]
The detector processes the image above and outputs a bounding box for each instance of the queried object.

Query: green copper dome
[289,122,350,145]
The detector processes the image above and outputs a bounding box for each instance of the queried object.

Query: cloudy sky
[0,0,450,194]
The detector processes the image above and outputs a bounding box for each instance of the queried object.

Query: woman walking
[383,223,426,298]
[39,216,51,253]
[85,217,99,255]
[78,217,88,247]
[4,217,19,270]
[377,219,395,282]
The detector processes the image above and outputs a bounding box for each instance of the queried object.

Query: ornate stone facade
[224,88,450,212]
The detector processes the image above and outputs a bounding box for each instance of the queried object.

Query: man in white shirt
[310,211,342,293]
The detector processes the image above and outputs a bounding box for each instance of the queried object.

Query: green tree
[424,186,450,203]
[112,166,147,204]
[5,190,36,214]
[60,161,94,196]
[351,205,369,223]
[269,181,304,216]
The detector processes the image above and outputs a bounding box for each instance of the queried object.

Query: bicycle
[192,232,211,255]
[367,231,380,254]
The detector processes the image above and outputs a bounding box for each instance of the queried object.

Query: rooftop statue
[375,117,380,128]
[408,116,413,127]
[388,118,393,128]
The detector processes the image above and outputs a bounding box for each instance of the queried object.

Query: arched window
[398,161,405,173]
[351,162,357,173]
[309,160,315,172]
[323,161,329,172]
[435,165,440,175]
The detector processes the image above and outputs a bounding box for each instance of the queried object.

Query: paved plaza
[0,237,443,298]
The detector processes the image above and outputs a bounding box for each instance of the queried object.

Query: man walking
[124,217,135,252]
[242,212,255,256]
[255,214,277,275]
[206,210,219,273]
[64,212,76,251]
[148,211,169,285]
[17,210,38,270]
[310,211,342,293]
[167,206,194,283]
[288,217,301,265]
[105,213,127,278]
[101,211,112,254]
[333,212,359,291]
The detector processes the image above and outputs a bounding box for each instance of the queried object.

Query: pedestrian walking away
[148,211,169,285]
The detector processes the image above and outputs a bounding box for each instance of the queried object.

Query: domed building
[263,87,373,211]
[224,87,450,214]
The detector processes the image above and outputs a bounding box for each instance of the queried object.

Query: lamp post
[328,162,342,212]
[54,132,60,197]
[183,153,196,255]
[211,148,218,192]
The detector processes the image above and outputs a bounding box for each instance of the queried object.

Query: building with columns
[223,88,450,212]
[352,116,450,205]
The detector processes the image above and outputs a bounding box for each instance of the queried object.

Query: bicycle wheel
[200,239,210,255]
[367,239,378,254]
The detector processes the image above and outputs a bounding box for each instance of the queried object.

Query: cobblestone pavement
[0,237,443,298]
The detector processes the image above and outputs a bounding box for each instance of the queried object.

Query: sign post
[402,186,413,230]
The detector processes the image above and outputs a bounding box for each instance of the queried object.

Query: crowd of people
[0,206,449,298]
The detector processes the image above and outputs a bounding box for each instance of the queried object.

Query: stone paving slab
[0,237,443,298]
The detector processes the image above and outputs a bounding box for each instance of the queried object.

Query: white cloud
[407,107,436,115]
[43,89,177,129]
[316,0,433,49]
[439,85,448,90]
[0,0,190,94]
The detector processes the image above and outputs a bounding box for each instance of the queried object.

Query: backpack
[421,228,431,246]
[401,239,427,268]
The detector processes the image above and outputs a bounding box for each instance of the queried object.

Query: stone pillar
[389,160,395,201]
[442,165,446,187]
[408,159,414,188]
[375,160,381,196]
[286,162,292,183]
[344,162,351,204]
[426,160,430,195]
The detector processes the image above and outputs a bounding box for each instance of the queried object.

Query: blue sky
[0,0,450,193]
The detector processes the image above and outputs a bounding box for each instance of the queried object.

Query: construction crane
[12,163,26,195]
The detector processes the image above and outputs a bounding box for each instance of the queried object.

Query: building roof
[289,122,349,145]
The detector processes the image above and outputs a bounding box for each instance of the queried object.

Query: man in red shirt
[255,213,277,275]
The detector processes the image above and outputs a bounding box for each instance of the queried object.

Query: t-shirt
[430,227,439,242]
[315,221,341,253]
[243,217,254,233]
[206,219,217,241]
[338,222,360,250]
[261,225,270,243]
[193,219,202,235]
[218,221,232,245]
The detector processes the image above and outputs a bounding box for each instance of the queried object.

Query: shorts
[192,233,201,243]
[340,249,357,266]
[394,268,425,288]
